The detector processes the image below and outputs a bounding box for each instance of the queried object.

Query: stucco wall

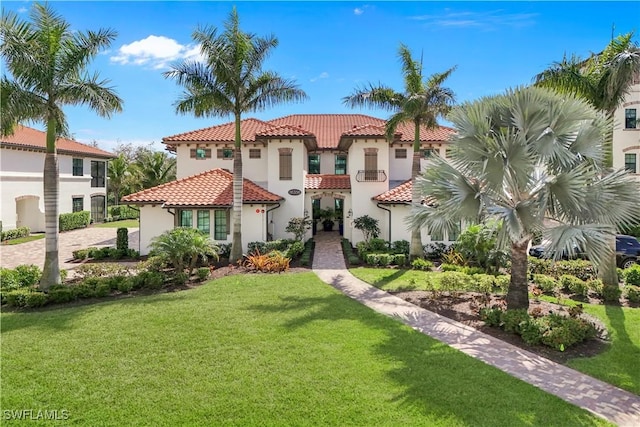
[175,143,269,183]
[612,83,640,180]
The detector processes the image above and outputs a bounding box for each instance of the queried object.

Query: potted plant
[320,208,335,232]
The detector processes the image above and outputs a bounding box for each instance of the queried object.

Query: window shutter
[190,149,196,158]
[205,149,212,158]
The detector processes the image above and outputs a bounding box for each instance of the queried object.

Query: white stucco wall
[0,148,107,230]
[612,83,640,180]
[175,143,269,183]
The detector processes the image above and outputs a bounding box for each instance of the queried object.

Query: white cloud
[354,8,364,16]
[110,35,202,70]
[17,7,27,13]
[409,10,538,30]
[310,72,329,83]
[354,5,373,16]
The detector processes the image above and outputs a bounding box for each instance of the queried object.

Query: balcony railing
[355,170,387,182]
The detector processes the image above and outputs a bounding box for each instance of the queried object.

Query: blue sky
[3,1,639,152]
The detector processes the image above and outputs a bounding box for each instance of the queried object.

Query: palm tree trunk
[505,240,530,310]
[229,114,243,264]
[409,123,423,260]
[600,236,620,301]
[39,121,61,291]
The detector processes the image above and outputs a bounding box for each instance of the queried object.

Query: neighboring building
[0,126,114,231]
[123,114,458,255]
[613,76,640,179]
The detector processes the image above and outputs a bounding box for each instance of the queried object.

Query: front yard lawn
[94,219,139,228]
[1,273,609,425]
[1,234,45,245]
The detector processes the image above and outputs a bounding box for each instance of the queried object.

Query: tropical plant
[409,86,640,310]
[0,3,123,290]
[285,216,313,241]
[149,228,219,276]
[353,215,380,243]
[163,7,307,263]
[455,221,509,274]
[134,150,176,189]
[107,154,131,205]
[343,43,456,259]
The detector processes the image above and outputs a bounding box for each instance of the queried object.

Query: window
[449,221,461,241]
[179,210,192,227]
[430,228,443,242]
[72,158,83,176]
[190,148,211,159]
[626,109,637,129]
[395,148,407,159]
[445,148,453,158]
[625,153,637,173]
[217,148,234,159]
[249,149,261,159]
[91,161,106,187]
[279,148,292,180]
[422,148,437,159]
[334,198,344,218]
[364,148,378,181]
[335,154,347,175]
[214,210,229,240]
[72,197,83,212]
[308,154,320,174]
[197,210,210,234]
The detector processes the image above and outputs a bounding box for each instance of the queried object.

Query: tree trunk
[229,114,243,264]
[40,152,61,291]
[599,235,619,301]
[409,122,423,260]
[505,240,530,310]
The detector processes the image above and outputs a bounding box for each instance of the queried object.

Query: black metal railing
[355,170,387,182]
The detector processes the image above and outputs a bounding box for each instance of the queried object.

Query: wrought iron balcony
[355,170,387,182]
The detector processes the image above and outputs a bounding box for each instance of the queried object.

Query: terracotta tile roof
[341,124,392,137]
[0,125,114,158]
[394,122,455,142]
[163,118,273,143]
[305,174,351,190]
[373,180,413,203]
[121,168,283,207]
[255,124,315,138]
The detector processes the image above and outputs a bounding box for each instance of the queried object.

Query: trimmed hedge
[1,226,30,241]
[59,211,90,231]
[107,205,139,220]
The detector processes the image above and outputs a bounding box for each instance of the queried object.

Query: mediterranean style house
[613,76,640,179]
[0,126,114,231]
[122,114,457,255]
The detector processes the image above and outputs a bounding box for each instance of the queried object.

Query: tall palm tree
[164,7,307,263]
[134,151,176,190]
[409,87,640,310]
[108,154,130,205]
[534,32,640,290]
[1,3,122,290]
[343,44,456,259]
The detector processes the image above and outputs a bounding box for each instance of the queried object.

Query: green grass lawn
[1,273,609,426]
[351,267,640,396]
[1,234,45,245]
[94,219,139,228]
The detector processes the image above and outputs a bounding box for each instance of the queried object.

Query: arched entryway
[15,195,44,232]
[308,192,350,237]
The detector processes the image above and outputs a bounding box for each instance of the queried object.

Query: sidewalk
[311,231,640,427]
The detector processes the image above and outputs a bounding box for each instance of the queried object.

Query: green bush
[586,279,604,297]
[24,291,48,308]
[471,274,497,294]
[440,263,461,272]
[48,286,76,304]
[391,240,410,256]
[479,307,503,327]
[4,289,31,307]
[439,271,472,293]
[217,243,232,259]
[173,272,189,286]
[625,285,640,303]
[368,238,389,252]
[247,241,267,255]
[411,258,433,271]
[493,275,510,293]
[286,241,304,259]
[72,249,90,260]
[0,268,19,291]
[72,282,96,299]
[59,211,90,231]
[624,265,640,286]
[392,254,406,266]
[117,277,134,293]
[539,314,597,351]
[348,255,361,266]
[1,226,30,241]
[559,275,586,294]
[108,205,139,220]
[501,309,530,334]
[377,253,392,267]
[365,253,380,266]
[95,282,112,297]
[602,284,622,302]
[196,267,211,281]
[116,228,129,251]
[528,257,553,276]
[532,274,558,294]
[554,260,596,281]
[519,318,544,346]
[13,264,42,287]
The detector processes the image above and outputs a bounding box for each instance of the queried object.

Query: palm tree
[134,151,176,190]
[343,44,456,259]
[164,8,307,263]
[150,227,219,276]
[534,32,640,290]
[409,87,640,310]
[1,3,122,290]
[108,154,130,205]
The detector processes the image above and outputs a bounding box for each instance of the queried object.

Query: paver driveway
[0,226,139,271]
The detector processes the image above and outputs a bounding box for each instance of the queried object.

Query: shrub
[72,249,91,260]
[13,264,41,287]
[108,205,139,219]
[392,254,406,266]
[368,238,389,253]
[72,282,96,299]
[150,228,218,275]
[348,255,361,266]
[586,279,604,297]
[285,217,313,241]
[196,267,211,281]
[501,309,530,334]
[247,241,267,255]
[117,277,134,293]
[479,307,503,327]
[376,253,391,267]
[75,263,131,279]
[365,253,380,266]
[439,271,472,294]
[528,257,553,276]
[532,274,558,294]
[173,272,189,286]
[440,263,461,272]
[244,251,290,273]
[624,265,640,286]
[602,284,622,302]
[423,242,448,261]
[59,211,90,231]
[625,285,640,303]
[471,274,497,294]
[116,228,129,251]
[391,240,410,256]
[411,258,433,271]
[286,241,304,259]
[455,221,508,274]
[493,275,511,293]
[0,268,19,291]
[48,286,76,304]
[559,275,585,293]
[353,215,380,242]
[4,289,31,307]
[24,291,48,308]
[554,260,596,282]
[217,243,232,259]
[1,226,30,241]
[94,282,112,297]
[539,314,597,351]
[519,318,543,346]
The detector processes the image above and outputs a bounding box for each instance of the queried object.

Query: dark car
[529,235,640,269]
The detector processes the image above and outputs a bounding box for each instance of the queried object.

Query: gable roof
[373,179,413,204]
[305,174,351,190]
[121,168,283,207]
[161,113,454,151]
[1,125,115,158]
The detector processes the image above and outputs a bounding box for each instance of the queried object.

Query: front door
[91,195,105,223]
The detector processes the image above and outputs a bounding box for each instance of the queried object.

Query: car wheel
[621,258,637,270]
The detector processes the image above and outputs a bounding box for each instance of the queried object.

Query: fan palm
[343,44,456,259]
[1,3,122,290]
[134,151,176,190]
[409,87,640,310]
[164,7,307,263]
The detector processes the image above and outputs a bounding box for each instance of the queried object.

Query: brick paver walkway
[0,226,139,271]
[312,231,640,427]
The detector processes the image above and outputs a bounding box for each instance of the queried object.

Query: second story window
[191,148,211,159]
[249,148,261,159]
[626,109,637,129]
[364,148,378,181]
[422,148,437,159]
[625,153,637,173]
[335,154,347,175]
[308,154,320,174]
[72,158,83,176]
[217,148,234,159]
[279,148,292,180]
[91,160,105,187]
[395,149,407,159]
